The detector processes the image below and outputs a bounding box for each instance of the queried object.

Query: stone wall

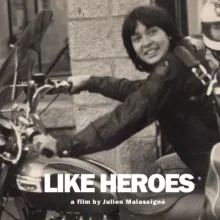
[67,0,158,174]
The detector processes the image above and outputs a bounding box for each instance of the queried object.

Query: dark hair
[122,5,183,71]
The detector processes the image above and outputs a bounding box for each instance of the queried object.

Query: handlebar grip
[41,148,54,158]
[45,79,71,94]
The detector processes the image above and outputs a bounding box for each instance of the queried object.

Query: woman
[31,5,220,219]
[35,5,217,183]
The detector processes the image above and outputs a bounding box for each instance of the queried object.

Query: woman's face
[131,21,170,65]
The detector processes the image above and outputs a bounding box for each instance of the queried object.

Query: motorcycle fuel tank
[16,152,118,214]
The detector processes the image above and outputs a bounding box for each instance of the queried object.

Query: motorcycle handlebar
[41,148,54,158]
[45,79,72,94]
[0,80,71,164]
[31,80,71,114]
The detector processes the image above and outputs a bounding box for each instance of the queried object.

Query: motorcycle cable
[39,93,59,116]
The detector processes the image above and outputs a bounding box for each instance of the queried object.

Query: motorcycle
[0,9,119,220]
[0,9,220,220]
[0,80,119,220]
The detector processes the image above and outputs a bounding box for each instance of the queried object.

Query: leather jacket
[57,50,220,178]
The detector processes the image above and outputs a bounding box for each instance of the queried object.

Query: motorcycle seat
[117,152,205,219]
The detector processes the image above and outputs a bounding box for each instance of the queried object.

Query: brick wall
[67,0,157,174]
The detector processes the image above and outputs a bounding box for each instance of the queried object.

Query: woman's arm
[68,75,146,102]
[57,57,180,157]
[85,76,146,102]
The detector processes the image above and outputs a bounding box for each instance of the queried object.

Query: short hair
[122,5,182,71]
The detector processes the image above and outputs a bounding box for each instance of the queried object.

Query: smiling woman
[131,22,170,65]
[32,5,220,218]
[121,5,182,71]
[34,4,216,195]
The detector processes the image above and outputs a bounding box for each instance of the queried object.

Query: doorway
[155,0,188,36]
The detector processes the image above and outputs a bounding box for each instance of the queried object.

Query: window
[187,0,207,36]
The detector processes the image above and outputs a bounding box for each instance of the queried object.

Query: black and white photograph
[0,0,219,219]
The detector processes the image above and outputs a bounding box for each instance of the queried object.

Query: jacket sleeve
[57,59,180,157]
[85,76,145,102]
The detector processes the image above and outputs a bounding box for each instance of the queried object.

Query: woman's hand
[188,38,205,52]
[67,75,91,94]
[184,36,206,58]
